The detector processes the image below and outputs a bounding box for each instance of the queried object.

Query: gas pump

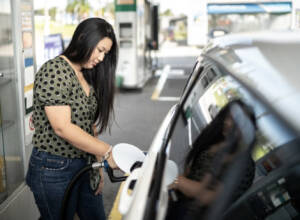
[114,0,159,89]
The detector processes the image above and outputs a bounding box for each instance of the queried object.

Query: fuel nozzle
[91,143,146,183]
[104,160,127,182]
[111,143,146,174]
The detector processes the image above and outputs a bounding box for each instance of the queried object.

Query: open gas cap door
[113,143,146,173]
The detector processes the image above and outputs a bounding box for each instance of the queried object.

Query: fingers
[94,188,101,195]
[106,152,119,169]
[94,181,104,195]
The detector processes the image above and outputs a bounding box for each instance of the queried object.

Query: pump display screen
[120,23,132,38]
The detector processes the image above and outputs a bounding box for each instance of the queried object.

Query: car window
[178,62,298,179]
[207,68,217,82]
[166,59,300,220]
[183,66,222,136]
[201,75,209,88]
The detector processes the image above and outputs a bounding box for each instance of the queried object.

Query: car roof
[207,30,300,48]
[203,30,300,133]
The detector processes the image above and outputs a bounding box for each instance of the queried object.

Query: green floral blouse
[32,56,98,159]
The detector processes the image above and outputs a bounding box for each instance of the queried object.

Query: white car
[118,31,300,220]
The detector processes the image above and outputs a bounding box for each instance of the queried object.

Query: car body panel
[121,105,177,220]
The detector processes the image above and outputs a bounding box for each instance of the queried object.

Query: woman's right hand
[106,151,119,169]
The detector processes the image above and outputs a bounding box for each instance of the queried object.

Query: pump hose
[60,164,93,220]
[60,160,137,219]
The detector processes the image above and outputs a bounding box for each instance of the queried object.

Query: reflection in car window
[207,68,217,82]
[253,114,295,161]
[201,75,209,88]
[183,73,297,169]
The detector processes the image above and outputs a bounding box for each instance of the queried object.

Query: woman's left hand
[95,168,104,195]
[94,179,104,195]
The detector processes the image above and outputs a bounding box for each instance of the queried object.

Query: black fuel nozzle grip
[130,161,143,172]
[103,160,127,183]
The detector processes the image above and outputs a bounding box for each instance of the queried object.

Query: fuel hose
[60,160,128,220]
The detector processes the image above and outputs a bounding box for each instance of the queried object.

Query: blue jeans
[26,147,106,220]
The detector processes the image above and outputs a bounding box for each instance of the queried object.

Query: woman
[167,100,256,220]
[26,18,118,220]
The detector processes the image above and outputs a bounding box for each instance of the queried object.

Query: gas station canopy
[208,2,292,14]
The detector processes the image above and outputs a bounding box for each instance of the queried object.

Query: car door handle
[118,167,141,214]
[0,73,4,77]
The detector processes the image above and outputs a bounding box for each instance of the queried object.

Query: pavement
[155,41,202,76]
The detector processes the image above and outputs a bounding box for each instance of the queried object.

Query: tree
[66,0,77,15]
[66,0,91,21]
[77,0,91,19]
[49,7,57,21]
[161,9,173,17]
[35,9,45,16]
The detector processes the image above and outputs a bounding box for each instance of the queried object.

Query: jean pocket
[42,157,70,171]
[41,157,71,185]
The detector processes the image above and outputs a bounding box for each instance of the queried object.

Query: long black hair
[62,17,118,134]
[185,99,256,171]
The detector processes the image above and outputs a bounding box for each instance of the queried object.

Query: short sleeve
[34,59,73,106]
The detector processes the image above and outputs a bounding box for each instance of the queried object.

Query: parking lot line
[151,65,185,101]
[151,65,171,100]
[156,97,180,101]
[108,181,125,220]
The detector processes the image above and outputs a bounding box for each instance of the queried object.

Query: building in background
[187,0,294,46]
[33,0,115,69]
[293,0,300,29]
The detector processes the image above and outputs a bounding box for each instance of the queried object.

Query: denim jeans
[26,147,106,220]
